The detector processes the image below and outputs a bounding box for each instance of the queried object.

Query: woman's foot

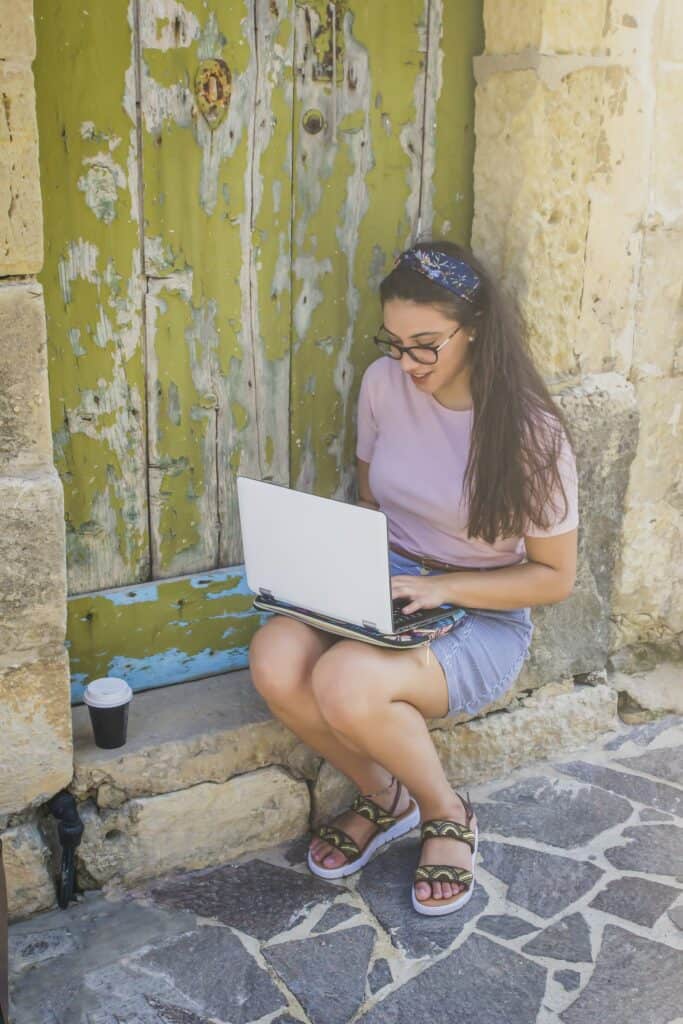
[414,791,477,903]
[309,777,412,870]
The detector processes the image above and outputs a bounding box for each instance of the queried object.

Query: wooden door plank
[218,0,296,564]
[140,0,294,577]
[67,564,265,701]
[427,0,484,243]
[289,0,427,501]
[34,0,149,594]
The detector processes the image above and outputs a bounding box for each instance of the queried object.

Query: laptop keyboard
[392,598,448,630]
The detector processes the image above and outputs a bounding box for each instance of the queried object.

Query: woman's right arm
[357,458,380,510]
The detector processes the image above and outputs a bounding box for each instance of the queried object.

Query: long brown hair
[379,240,571,543]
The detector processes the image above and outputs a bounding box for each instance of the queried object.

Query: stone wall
[472,0,682,669]
[0,0,72,919]
[1,0,681,921]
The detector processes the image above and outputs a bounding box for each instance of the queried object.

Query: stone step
[70,669,321,809]
[63,671,621,897]
[6,671,625,919]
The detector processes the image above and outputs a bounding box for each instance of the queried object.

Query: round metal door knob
[303,109,325,135]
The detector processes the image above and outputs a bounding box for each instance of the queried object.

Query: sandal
[307,776,420,879]
[412,789,478,916]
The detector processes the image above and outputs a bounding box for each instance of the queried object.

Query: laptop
[236,476,465,648]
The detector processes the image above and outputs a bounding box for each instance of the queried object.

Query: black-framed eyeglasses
[372,324,463,365]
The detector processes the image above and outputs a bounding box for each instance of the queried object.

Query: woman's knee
[249,616,327,706]
[311,642,386,731]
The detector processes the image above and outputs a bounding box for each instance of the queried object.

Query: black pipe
[46,791,84,909]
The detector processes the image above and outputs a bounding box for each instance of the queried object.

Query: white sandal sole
[307,799,421,879]
[411,828,479,916]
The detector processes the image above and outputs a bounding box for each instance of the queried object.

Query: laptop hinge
[362,620,378,630]
[259,588,274,600]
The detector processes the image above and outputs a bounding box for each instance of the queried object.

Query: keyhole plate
[303,108,325,135]
[195,59,232,129]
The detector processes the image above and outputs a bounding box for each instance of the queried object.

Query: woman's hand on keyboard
[390,575,452,615]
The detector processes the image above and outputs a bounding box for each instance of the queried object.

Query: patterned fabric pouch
[405,609,467,642]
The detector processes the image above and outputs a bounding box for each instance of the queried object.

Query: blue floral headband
[392,247,481,303]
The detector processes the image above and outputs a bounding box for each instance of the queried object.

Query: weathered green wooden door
[34,1,482,703]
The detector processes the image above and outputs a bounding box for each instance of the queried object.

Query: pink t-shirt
[356,357,578,569]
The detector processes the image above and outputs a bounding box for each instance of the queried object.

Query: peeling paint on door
[35,0,482,697]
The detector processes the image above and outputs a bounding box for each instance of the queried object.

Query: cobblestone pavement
[9,714,683,1024]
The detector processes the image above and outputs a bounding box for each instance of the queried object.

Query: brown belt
[389,543,471,574]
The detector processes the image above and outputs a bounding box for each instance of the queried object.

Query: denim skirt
[389,549,534,718]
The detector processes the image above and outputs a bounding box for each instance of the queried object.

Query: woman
[249,240,578,916]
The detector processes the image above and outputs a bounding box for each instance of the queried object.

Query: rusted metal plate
[195,58,232,128]
[34,0,149,594]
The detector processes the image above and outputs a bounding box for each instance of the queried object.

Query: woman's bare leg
[310,639,477,904]
[249,616,413,868]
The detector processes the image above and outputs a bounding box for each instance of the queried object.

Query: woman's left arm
[392,529,578,612]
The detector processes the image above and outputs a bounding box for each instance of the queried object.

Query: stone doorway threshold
[12,712,683,1023]
[68,667,681,899]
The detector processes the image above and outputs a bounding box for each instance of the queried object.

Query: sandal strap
[414,864,473,886]
[350,793,398,830]
[315,824,361,860]
[420,818,476,851]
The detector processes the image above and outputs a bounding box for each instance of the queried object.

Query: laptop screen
[237,476,394,633]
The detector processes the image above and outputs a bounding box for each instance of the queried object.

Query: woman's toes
[431,881,443,900]
[322,848,346,868]
[311,840,330,864]
[415,880,432,901]
[441,882,453,899]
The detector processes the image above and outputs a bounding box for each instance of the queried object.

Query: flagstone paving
[9,714,683,1024]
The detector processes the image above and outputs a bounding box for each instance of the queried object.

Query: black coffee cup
[83,677,133,749]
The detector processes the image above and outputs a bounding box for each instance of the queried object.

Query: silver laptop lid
[237,476,394,634]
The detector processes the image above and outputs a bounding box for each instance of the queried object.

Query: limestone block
[311,674,538,827]
[610,662,683,720]
[612,377,682,651]
[75,767,310,888]
[0,651,73,816]
[0,63,43,275]
[312,684,617,823]
[520,557,604,690]
[653,67,683,218]
[631,226,683,380]
[612,507,681,654]
[0,0,36,59]
[432,684,618,788]
[519,374,638,685]
[560,375,638,599]
[617,378,680,504]
[311,681,569,824]
[1,824,56,922]
[0,282,53,473]
[472,67,619,378]
[576,68,648,377]
[598,3,653,64]
[484,0,608,55]
[0,471,67,660]
[660,0,683,62]
[70,671,317,808]
[311,760,357,829]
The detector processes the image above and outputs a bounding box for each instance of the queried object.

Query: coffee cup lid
[83,677,133,709]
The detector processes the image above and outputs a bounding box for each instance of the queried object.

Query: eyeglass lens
[374,337,438,364]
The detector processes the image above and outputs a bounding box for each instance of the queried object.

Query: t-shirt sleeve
[524,429,579,538]
[356,363,380,462]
